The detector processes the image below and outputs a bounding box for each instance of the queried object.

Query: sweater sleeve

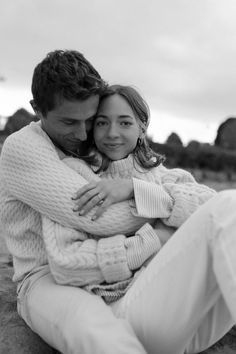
[131,165,216,228]
[0,126,153,237]
[43,217,161,286]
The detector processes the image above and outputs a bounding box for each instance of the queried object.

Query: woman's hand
[72,179,134,220]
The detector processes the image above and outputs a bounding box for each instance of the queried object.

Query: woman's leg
[111,190,236,354]
[17,267,147,354]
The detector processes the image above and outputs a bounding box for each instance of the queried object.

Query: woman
[43,85,235,354]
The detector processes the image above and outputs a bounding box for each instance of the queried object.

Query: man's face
[40,95,99,153]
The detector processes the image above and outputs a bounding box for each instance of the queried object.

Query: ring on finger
[97,193,104,205]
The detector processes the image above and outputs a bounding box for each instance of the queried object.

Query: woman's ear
[137,132,145,146]
[139,128,146,140]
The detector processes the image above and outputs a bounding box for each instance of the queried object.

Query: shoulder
[63,156,89,170]
[62,157,98,181]
[1,121,57,166]
[153,164,196,184]
[2,122,54,153]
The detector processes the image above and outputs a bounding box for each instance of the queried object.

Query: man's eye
[63,121,74,125]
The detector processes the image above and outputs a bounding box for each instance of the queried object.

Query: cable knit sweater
[0,122,160,283]
[0,121,216,290]
[45,153,216,280]
[42,153,216,302]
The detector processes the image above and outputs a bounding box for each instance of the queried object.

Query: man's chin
[65,141,81,151]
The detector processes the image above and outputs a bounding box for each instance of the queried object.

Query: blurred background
[1,0,236,189]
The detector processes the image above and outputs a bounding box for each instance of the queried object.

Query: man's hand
[72,179,134,220]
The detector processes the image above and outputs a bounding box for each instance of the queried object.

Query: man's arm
[0,126,151,236]
[43,217,161,286]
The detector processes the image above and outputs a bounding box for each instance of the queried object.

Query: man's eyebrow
[59,114,96,121]
[87,114,96,120]
[59,117,75,121]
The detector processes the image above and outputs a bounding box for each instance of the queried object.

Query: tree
[3,108,38,135]
[187,140,201,150]
[215,117,236,150]
[166,132,183,146]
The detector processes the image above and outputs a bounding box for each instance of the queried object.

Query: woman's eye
[96,121,106,126]
[121,121,132,126]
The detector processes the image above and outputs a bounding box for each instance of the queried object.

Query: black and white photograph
[1,1,236,353]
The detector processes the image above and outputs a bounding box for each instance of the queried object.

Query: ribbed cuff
[97,235,132,283]
[132,178,173,218]
[125,223,162,270]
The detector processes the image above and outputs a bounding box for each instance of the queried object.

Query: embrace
[0,49,236,354]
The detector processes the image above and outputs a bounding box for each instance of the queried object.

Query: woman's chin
[107,153,126,161]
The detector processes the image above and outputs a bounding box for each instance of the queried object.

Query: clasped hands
[72,179,134,220]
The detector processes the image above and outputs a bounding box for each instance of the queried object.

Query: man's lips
[67,139,81,144]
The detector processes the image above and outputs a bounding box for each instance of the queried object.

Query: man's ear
[30,99,44,119]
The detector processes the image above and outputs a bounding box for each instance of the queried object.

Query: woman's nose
[107,124,119,138]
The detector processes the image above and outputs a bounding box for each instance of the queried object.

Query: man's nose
[74,124,87,141]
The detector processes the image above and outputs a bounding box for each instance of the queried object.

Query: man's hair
[31,50,107,116]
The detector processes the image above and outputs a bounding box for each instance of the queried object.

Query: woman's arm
[0,126,153,236]
[131,166,216,228]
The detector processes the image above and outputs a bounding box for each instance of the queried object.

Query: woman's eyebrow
[96,114,133,119]
[96,114,108,118]
[118,115,133,119]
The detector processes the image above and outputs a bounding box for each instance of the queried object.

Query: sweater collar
[105,154,136,175]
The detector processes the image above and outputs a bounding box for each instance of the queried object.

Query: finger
[77,193,106,215]
[91,199,111,221]
[72,181,97,200]
[73,189,100,211]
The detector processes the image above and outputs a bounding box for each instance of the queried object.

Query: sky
[1,0,236,144]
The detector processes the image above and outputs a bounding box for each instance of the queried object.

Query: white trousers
[17,190,236,354]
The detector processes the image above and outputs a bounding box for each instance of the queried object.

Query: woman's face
[94,94,140,160]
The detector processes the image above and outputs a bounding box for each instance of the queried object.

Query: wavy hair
[80,85,165,172]
[31,50,107,116]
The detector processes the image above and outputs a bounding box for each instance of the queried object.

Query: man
[0,50,159,354]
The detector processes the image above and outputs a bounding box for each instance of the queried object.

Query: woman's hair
[80,84,165,172]
[31,50,107,116]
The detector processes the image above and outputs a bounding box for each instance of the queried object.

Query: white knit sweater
[0,122,165,283]
[0,121,216,287]
[44,153,216,288]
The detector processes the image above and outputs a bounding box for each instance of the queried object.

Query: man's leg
[111,191,236,354]
[18,268,146,354]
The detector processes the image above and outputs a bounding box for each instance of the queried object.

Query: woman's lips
[103,143,123,149]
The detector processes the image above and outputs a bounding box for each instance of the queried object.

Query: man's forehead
[49,96,99,119]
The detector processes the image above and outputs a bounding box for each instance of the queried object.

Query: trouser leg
[111,191,236,354]
[18,269,147,354]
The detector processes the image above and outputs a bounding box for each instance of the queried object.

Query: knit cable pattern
[0,122,154,236]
